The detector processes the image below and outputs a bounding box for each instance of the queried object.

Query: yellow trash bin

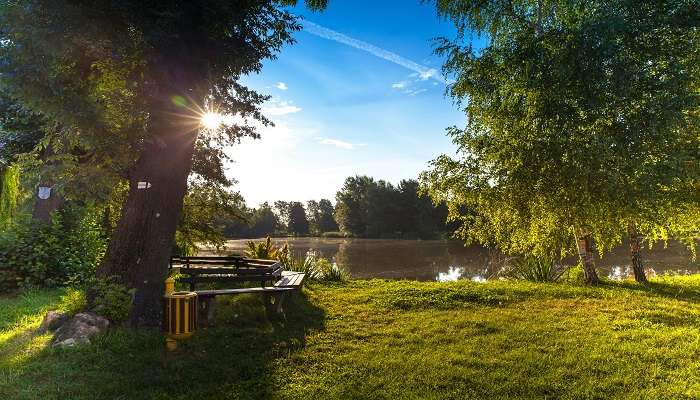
[163,290,197,341]
[163,278,197,350]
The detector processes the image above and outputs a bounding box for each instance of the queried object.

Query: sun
[201,111,223,130]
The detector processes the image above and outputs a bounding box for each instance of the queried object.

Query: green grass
[1,276,700,399]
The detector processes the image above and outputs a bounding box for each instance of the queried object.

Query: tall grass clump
[242,237,350,283]
[500,256,566,282]
[283,250,349,282]
[244,236,280,259]
[281,249,321,280]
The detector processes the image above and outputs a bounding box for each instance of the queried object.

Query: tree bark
[96,102,198,327]
[31,182,64,224]
[32,145,64,224]
[575,230,600,284]
[627,222,647,283]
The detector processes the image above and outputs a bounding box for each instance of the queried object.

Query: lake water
[208,238,699,281]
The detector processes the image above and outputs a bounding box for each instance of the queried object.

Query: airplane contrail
[302,20,448,85]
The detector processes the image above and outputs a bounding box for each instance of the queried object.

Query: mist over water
[212,238,700,281]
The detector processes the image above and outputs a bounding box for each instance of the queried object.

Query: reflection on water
[212,238,699,282]
[437,266,463,282]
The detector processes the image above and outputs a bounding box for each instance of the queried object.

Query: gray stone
[54,338,77,347]
[51,312,109,348]
[38,310,69,334]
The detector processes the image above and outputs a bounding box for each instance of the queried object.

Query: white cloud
[317,137,364,150]
[263,98,301,116]
[302,20,449,85]
[275,82,288,90]
[264,104,302,115]
[404,88,428,96]
[418,69,438,80]
[392,76,431,96]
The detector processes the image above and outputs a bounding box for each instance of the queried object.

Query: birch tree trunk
[575,230,600,284]
[627,222,647,283]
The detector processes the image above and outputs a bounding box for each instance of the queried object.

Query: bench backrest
[170,256,283,275]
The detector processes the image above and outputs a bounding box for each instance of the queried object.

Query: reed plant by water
[244,237,349,282]
[284,250,349,282]
[500,256,567,282]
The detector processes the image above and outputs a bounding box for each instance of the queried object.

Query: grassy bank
[1,276,699,399]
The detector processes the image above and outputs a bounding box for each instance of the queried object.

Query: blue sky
[227,1,480,206]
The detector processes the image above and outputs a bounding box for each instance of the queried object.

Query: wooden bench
[169,256,305,323]
[170,256,284,291]
[196,271,306,321]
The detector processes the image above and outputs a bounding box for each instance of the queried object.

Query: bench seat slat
[196,287,295,297]
[275,272,305,288]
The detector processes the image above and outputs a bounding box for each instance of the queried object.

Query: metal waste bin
[163,276,197,351]
[163,291,197,339]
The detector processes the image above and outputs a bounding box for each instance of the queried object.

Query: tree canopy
[422,0,700,283]
[335,176,451,239]
[0,0,328,325]
[307,199,339,235]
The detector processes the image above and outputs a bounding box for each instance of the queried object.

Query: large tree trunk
[31,182,64,224]
[575,230,600,284]
[627,222,647,283]
[32,145,64,224]
[96,102,198,327]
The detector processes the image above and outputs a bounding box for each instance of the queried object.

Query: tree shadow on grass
[1,290,326,400]
[606,279,700,304]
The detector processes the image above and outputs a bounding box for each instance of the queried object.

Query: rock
[38,311,69,334]
[53,337,80,347]
[51,312,109,348]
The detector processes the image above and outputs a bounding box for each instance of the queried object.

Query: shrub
[89,277,134,323]
[561,264,587,284]
[59,288,88,315]
[0,205,107,291]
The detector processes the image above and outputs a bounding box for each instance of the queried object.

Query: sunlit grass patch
[1,276,699,399]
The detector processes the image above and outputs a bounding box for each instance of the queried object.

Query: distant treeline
[221,176,454,239]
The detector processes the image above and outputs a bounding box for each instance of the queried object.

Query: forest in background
[219,176,454,240]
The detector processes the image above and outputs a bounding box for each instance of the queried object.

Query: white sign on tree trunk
[38,186,51,200]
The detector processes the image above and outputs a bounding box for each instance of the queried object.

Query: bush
[0,206,107,292]
[59,288,88,315]
[89,277,134,323]
[560,264,587,284]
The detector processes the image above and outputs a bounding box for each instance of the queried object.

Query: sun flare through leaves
[201,111,224,130]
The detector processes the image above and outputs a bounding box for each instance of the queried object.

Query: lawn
[1,276,699,399]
